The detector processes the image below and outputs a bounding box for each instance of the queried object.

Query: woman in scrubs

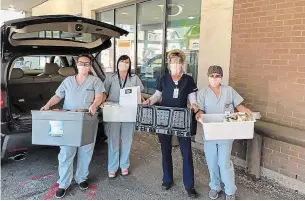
[103,55,144,178]
[143,49,199,198]
[41,55,105,198]
[196,65,260,200]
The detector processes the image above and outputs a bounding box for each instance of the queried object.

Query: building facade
[32,0,305,192]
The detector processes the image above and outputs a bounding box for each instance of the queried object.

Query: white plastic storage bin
[199,114,255,140]
[102,102,137,122]
[32,110,98,147]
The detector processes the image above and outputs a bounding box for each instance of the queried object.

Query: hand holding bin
[101,86,141,123]
[198,114,256,140]
[31,110,98,147]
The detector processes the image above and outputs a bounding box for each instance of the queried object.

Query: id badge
[173,88,179,99]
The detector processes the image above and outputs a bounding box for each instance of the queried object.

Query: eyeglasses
[209,74,222,78]
[77,62,91,67]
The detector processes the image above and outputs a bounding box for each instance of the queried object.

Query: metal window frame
[96,9,115,72]
[113,3,137,72]
[162,0,168,75]
[96,0,202,87]
[135,3,139,74]
[96,0,168,76]
[113,8,116,72]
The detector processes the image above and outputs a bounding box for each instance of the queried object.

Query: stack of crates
[136,105,196,137]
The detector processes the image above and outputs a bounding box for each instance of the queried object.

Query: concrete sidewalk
[1,133,305,200]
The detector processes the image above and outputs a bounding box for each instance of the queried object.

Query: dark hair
[117,55,132,77]
[77,54,92,64]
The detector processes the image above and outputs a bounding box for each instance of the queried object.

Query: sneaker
[209,189,220,200]
[55,188,66,199]
[226,194,236,200]
[186,188,198,198]
[79,181,89,190]
[162,182,173,190]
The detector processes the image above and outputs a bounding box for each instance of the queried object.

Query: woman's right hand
[142,99,151,105]
[40,104,50,111]
[195,110,204,121]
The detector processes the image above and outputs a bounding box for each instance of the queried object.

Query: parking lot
[1,133,305,200]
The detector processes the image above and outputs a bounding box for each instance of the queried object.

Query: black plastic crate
[136,105,196,137]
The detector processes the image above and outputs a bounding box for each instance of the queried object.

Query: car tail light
[0,90,7,108]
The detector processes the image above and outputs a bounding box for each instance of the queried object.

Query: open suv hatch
[1,15,128,159]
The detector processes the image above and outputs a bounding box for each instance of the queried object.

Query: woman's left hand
[195,110,204,121]
[190,104,199,113]
[89,104,97,115]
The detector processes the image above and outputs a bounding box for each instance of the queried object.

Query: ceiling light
[188,16,195,19]
[121,12,128,15]
[155,17,159,19]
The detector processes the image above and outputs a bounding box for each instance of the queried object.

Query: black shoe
[55,188,66,199]
[186,188,198,198]
[162,182,173,190]
[79,180,89,190]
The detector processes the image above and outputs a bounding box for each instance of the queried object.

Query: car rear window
[12,56,69,75]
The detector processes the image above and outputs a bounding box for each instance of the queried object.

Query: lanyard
[173,79,179,99]
[118,72,128,89]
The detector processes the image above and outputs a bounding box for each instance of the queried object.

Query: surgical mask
[77,65,90,75]
[118,62,129,72]
[209,77,221,87]
[170,63,183,75]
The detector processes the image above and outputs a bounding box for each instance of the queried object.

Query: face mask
[209,77,221,87]
[118,62,129,72]
[77,65,90,75]
[170,63,183,75]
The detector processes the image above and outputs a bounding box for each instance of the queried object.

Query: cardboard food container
[31,110,98,147]
[199,114,255,140]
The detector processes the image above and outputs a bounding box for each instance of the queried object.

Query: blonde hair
[167,49,186,63]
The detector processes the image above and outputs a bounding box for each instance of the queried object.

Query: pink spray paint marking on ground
[19,173,56,186]
[44,183,59,200]
[87,184,97,200]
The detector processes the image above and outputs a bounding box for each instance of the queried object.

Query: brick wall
[262,137,305,183]
[232,140,247,160]
[230,0,305,130]
[230,0,305,181]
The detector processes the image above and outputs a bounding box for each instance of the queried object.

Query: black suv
[1,15,128,160]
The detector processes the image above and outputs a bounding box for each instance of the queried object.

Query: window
[46,31,52,38]
[96,10,115,73]
[13,56,50,74]
[53,31,60,38]
[96,0,201,94]
[137,0,165,94]
[167,0,201,81]
[66,56,75,67]
[39,31,45,38]
[54,56,62,67]
[115,5,136,71]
